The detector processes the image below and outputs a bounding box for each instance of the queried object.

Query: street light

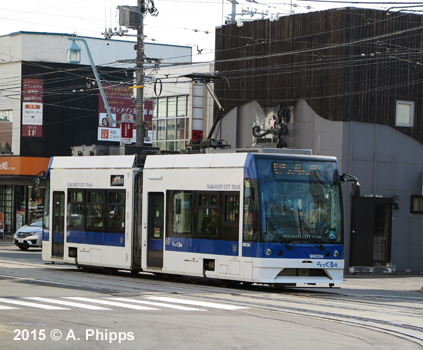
[66,41,81,63]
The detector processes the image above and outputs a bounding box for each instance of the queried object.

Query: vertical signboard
[144,100,153,144]
[22,79,43,138]
[121,113,133,144]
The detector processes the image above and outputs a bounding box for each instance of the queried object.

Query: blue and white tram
[42,151,346,286]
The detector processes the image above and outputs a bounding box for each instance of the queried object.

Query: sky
[0,1,421,62]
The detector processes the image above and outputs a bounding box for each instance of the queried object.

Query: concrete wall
[293,99,423,272]
[0,62,22,154]
[216,98,423,271]
[214,101,263,148]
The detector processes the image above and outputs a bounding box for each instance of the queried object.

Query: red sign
[22,79,43,138]
[22,125,42,137]
[23,79,43,103]
[121,122,133,139]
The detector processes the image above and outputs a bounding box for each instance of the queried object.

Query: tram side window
[197,193,218,236]
[68,190,85,228]
[107,191,125,230]
[171,191,192,235]
[87,190,105,228]
[224,195,239,222]
[243,179,259,242]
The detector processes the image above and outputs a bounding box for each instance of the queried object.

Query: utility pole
[117,2,158,146]
[136,0,145,146]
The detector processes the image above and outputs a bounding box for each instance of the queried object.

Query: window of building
[396,101,414,127]
[152,95,189,151]
[0,110,12,122]
[410,195,423,214]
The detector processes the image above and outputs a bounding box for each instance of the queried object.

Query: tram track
[2,257,423,347]
[176,288,423,347]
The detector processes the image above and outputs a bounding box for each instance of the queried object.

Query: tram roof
[50,155,137,169]
[143,151,336,169]
[144,153,249,169]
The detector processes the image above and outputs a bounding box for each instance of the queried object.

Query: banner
[22,79,43,138]
[97,85,152,144]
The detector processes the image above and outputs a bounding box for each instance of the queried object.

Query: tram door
[147,192,164,268]
[52,191,65,258]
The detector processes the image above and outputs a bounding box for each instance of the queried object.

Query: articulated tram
[42,149,347,286]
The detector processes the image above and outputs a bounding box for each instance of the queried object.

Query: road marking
[0,296,248,312]
[22,297,111,310]
[63,297,158,310]
[0,304,18,310]
[0,298,69,310]
[110,298,206,311]
[147,297,249,310]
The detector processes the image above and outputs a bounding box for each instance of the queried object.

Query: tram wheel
[219,280,234,288]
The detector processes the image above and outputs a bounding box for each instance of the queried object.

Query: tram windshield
[255,158,343,244]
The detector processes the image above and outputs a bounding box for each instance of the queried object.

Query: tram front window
[256,159,343,244]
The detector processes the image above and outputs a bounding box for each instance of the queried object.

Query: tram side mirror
[340,173,360,197]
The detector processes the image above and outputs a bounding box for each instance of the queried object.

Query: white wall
[0,62,22,154]
[0,32,191,67]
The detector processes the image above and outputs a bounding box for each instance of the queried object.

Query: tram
[42,149,353,286]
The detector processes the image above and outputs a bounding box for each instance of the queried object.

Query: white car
[13,218,43,251]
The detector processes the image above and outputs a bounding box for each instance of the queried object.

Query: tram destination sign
[272,160,337,184]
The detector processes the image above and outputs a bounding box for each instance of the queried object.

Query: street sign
[121,122,133,144]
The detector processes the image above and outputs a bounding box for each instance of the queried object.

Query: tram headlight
[265,248,272,256]
[333,250,339,258]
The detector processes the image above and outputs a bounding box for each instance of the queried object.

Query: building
[214,8,423,272]
[144,63,216,151]
[0,31,194,235]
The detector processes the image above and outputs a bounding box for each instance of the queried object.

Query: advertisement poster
[22,79,43,138]
[97,85,152,144]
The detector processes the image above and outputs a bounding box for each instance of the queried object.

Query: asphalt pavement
[1,236,422,295]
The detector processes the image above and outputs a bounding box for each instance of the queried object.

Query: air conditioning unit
[118,6,142,29]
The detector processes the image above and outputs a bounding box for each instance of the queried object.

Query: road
[0,240,422,350]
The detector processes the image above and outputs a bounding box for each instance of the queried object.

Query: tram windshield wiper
[265,217,293,250]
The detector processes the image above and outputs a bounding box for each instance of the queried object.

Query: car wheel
[18,243,29,251]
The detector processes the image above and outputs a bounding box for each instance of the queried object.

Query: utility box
[71,145,109,156]
[118,6,142,29]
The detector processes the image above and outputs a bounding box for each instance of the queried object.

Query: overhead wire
[1,3,423,114]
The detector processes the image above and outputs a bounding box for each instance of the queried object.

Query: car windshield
[256,158,343,244]
[29,218,43,227]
